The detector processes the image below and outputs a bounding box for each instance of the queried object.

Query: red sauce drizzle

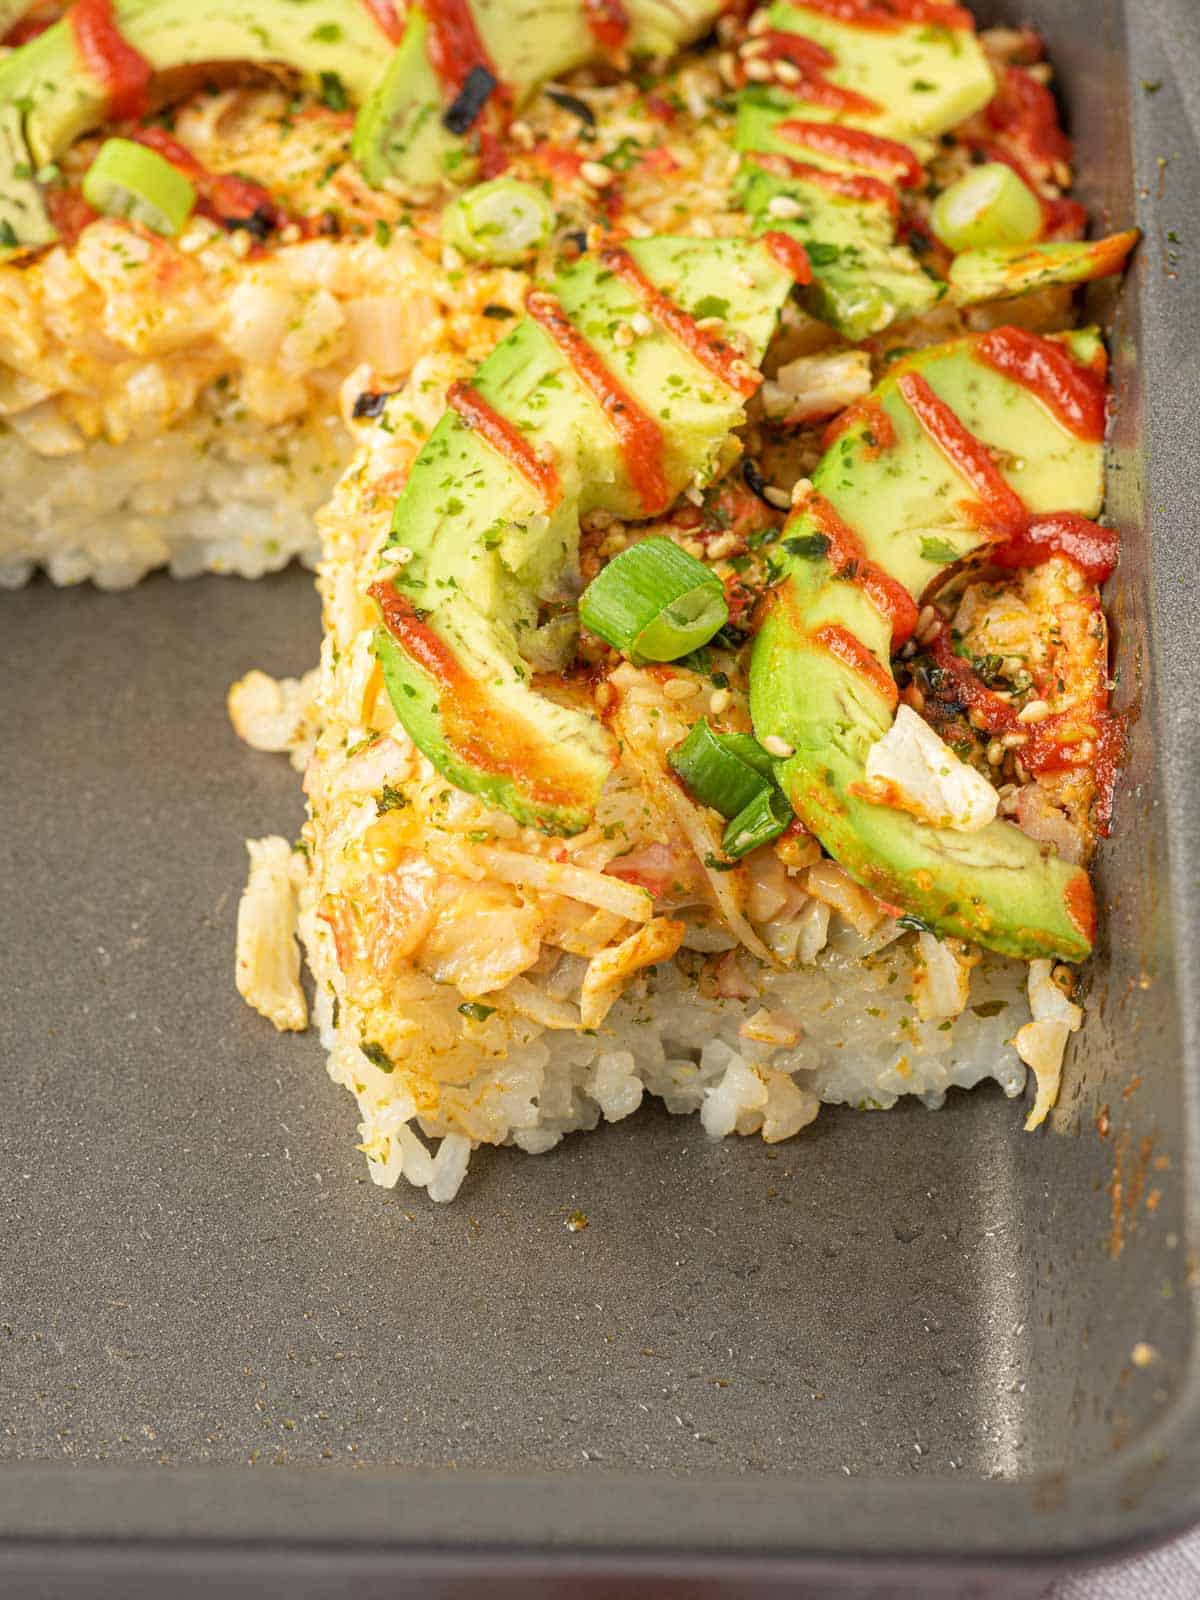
[776,119,923,187]
[425,0,502,97]
[44,187,98,246]
[750,151,898,215]
[132,128,289,233]
[928,626,1119,822]
[599,246,759,399]
[527,290,668,516]
[1064,870,1097,942]
[975,327,1107,441]
[808,493,919,648]
[369,580,597,811]
[986,66,1071,170]
[583,0,630,55]
[991,512,1118,585]
[789,0,972,26]
[360,0,406,43]
[753,32,881,116]
[897,370,1027,537]
[447,381,562,508]
[821,396,896,457]
[71,0,152,121]
[812,623,899,707]
[762,230,813,285]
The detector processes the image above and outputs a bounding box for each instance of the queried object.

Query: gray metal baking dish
[1,0,1197,1592]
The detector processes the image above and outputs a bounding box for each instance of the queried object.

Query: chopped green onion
[442,177,555,265]
[930,162,1043,254]
[669,718,771,818]
[722,785,792,859]
[81,138,196,237]
[580,537,728,662]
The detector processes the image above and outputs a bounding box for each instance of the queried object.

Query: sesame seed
[684,485,705,506]
[766,194,804,220]
[774,60,801,84]
[717,51,740,86]
[1013,756,1029,784]
[730,264,756,289]
[748,9,772,32]
[758,484,788,510]
[382,544,414,565]
[762,735,795,759]
[1001,731,1028,749]
[743,58,775,82]
[790,476,814,507]
[741,36,770,56]
[580,160,615,188]
[1017,698,1052,723]
[986,739,1005,766]
[613,322,635,348]
[229,229,251,258]
[915,604,940,644]
[709,688,732,715]
[696,315,725,332]
[630,311,654,337]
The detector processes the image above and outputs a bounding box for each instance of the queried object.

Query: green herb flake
[360,1040,395,1073]
[920,536,960,564]
[318,71,349,112]
[376,784,409,814]
[457,1001,497,1022]
[784,533,831,561]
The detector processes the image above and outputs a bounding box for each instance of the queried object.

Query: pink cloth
[1048,1533,1200,1599]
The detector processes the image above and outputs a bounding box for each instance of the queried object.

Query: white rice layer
[307,900,1030,1203]
[0,411,346,590]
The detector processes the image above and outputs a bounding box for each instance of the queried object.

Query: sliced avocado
[733,5,994,340]
[373,235,796,833]
[734,149,941,341]
[749,328,1105,961]
[763,1,995,144]
[0,101,56,247]
[354,0,723,189]
[949,230,1141,305]
[0,0,400,243]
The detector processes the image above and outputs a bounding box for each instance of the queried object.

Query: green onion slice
[669,718,770,818]
[930,162,1043,255]
[442,176,555,265]
[722,784,792,860]
[81,138,196,237]
[580,537,728,663]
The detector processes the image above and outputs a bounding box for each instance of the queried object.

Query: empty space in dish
[0,0,1197,1576]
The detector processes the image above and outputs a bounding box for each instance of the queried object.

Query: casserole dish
[0,0,1196,1590]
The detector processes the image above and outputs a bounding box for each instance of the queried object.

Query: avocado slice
[749,328,1104,962]
[0,0,403,244]
[353,0,724,189]
[733,4,994,340]
[763,1,994,144]
[948,231,1141,305]
[372,235,796,834]
[733,137,941,342]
